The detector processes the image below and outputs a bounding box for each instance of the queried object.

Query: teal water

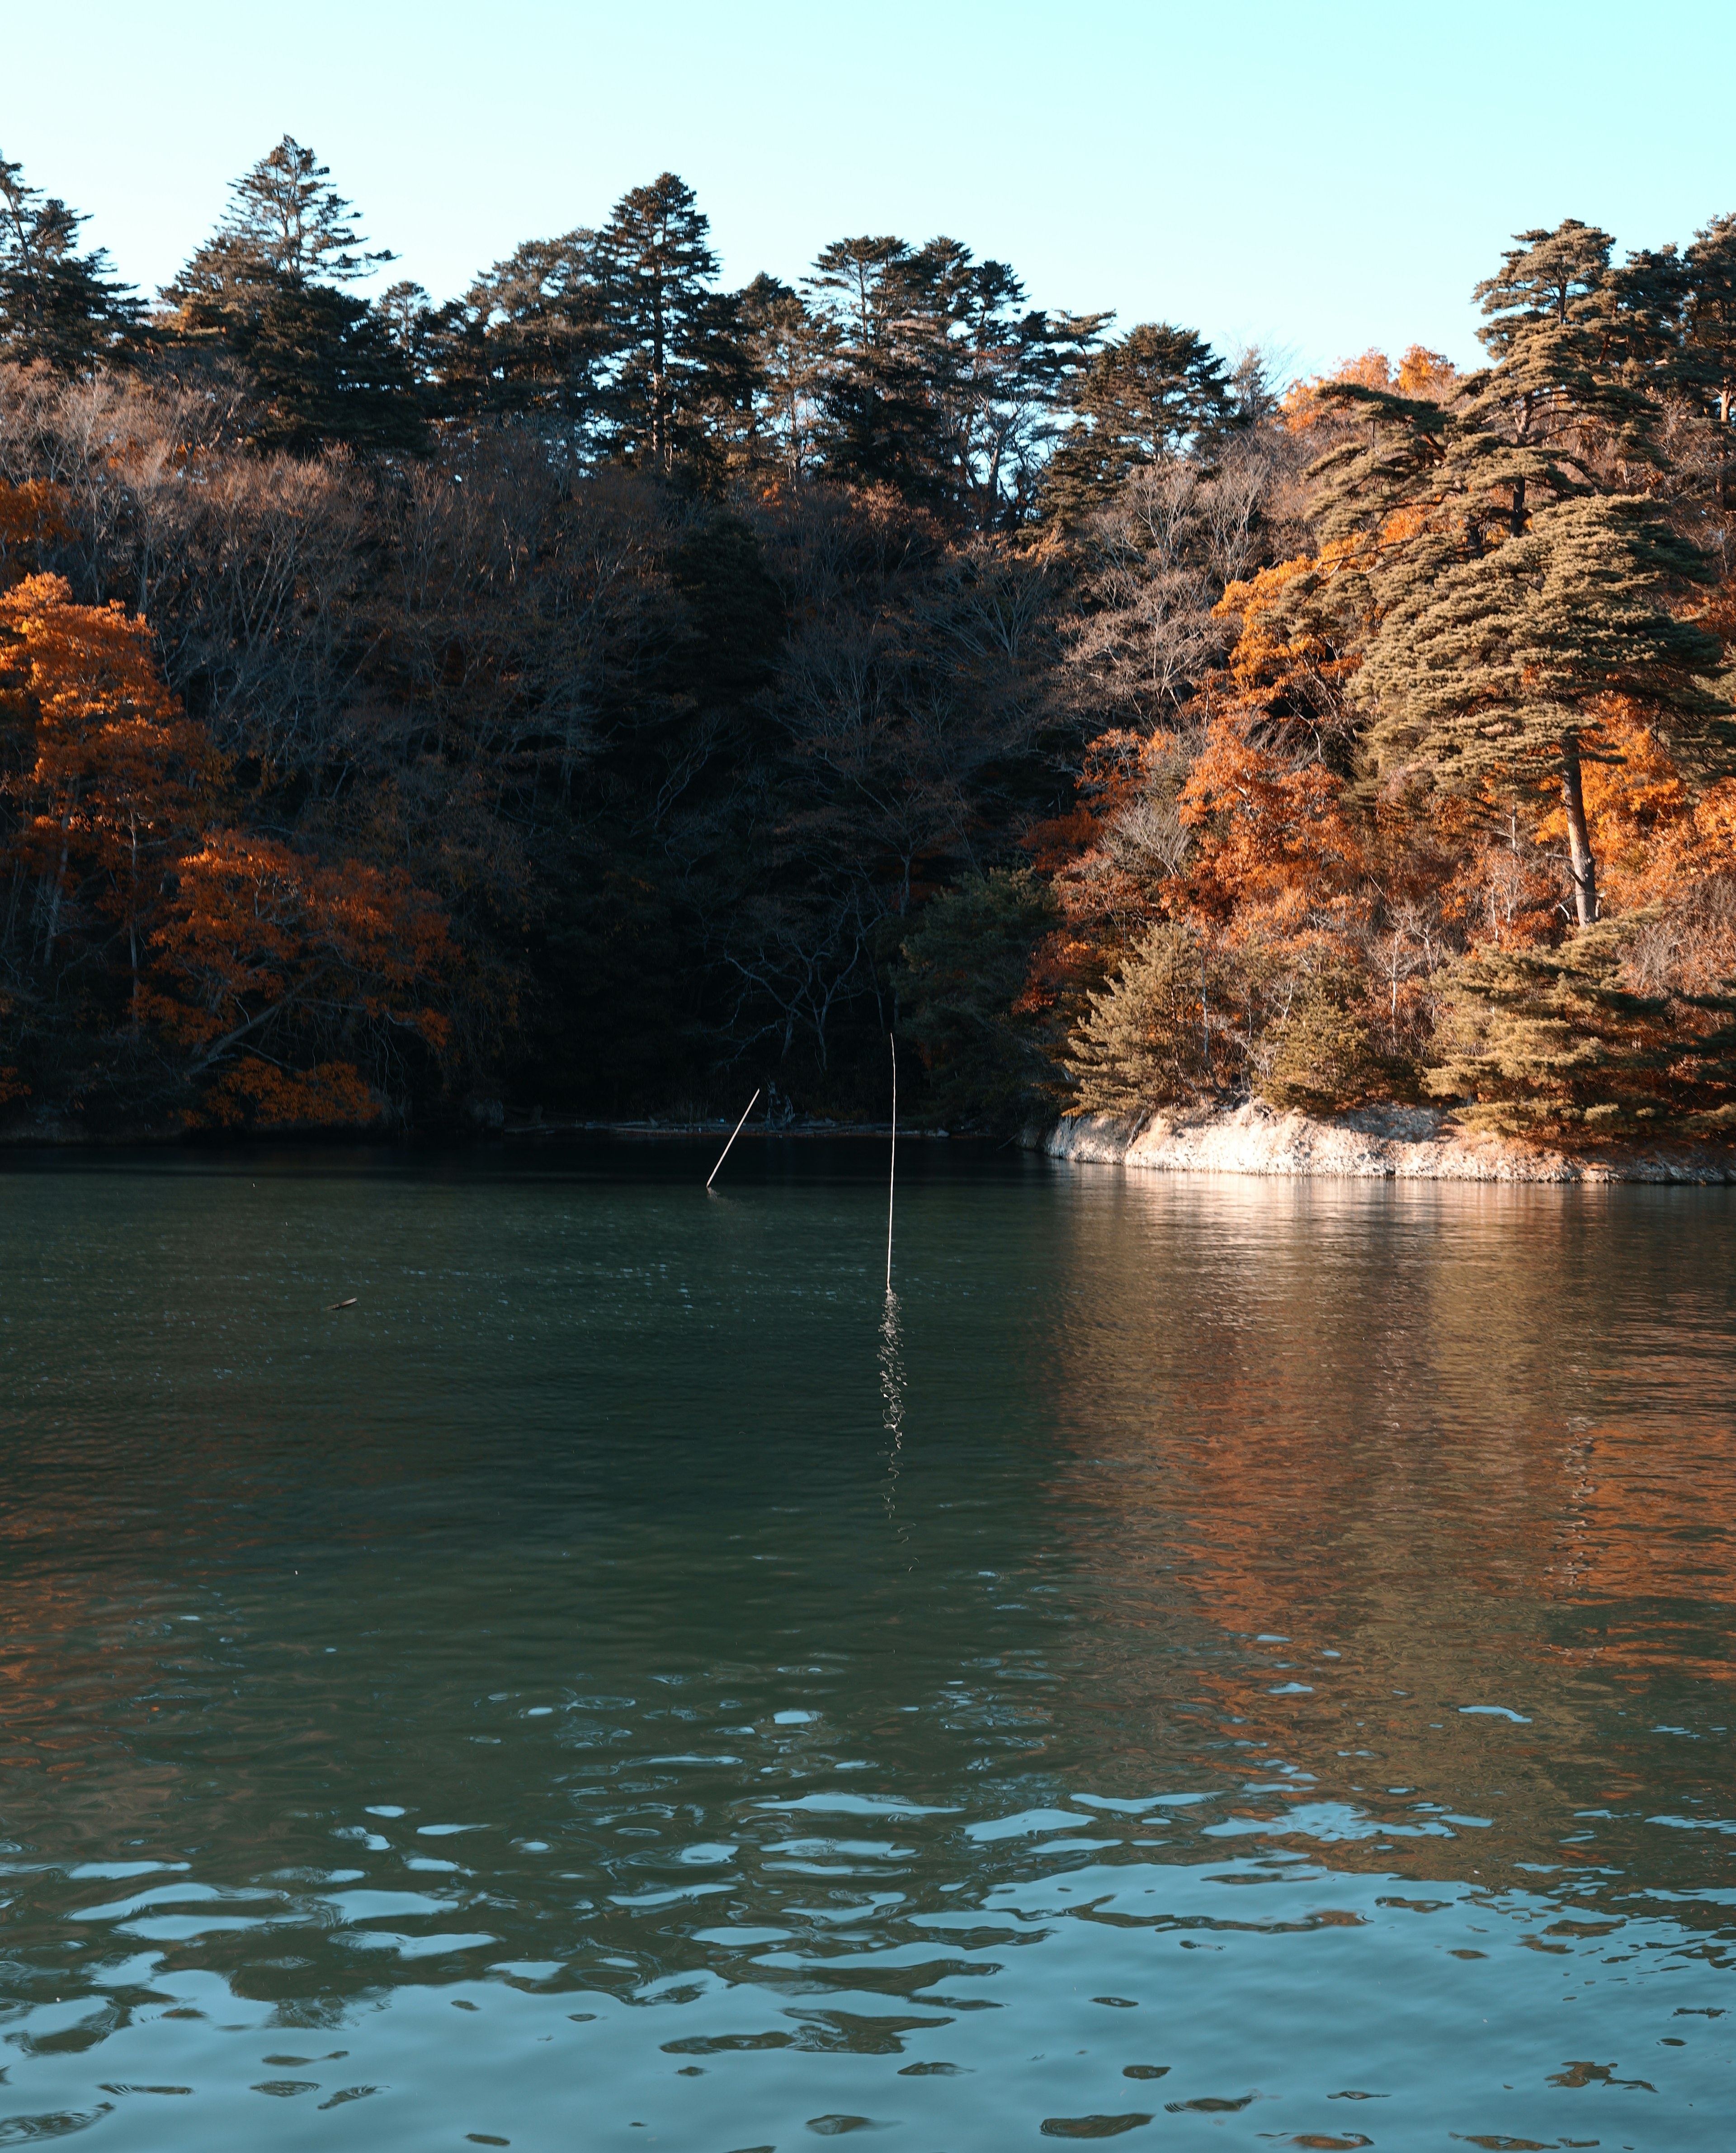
[0,1141,1731,2150]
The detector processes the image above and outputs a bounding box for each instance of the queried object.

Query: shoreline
[1043,1100,1736,1185]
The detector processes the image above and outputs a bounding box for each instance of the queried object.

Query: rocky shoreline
[1043,1100,1736,1184]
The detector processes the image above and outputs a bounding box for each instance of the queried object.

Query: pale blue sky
[4,0,1728,376]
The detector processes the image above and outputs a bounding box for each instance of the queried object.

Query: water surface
[0,1141,1731,2149]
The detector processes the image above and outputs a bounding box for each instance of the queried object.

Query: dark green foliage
[212,278,428,455]
[1426,906,1736,1141]
[162,137,423,456]
[167,135,393,293]
[1684,213,1736,506]
[1044,323,1235,523]
[597,172,733,471]
[893,870,1060,1127]
[0,152,139,371]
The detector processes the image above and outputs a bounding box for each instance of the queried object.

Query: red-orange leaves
[1175,716,1363,932]
[147,831,453,1087]
[0,572,212,990]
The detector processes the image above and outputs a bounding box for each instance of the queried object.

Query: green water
[0,1141,1731,2150]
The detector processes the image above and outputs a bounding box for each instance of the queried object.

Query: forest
[2,137,1734,1142]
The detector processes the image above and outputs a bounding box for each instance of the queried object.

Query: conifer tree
[1359,496,1727,924]
[596,173,722,471]
[161,138,421,456]
[1064,921,1225,1110]
[440,233,610,430]
[804,235,947,498]
[1427,914,1736,1139]
[167,136,395,301]
[1298,223,1730,928]
[1684,214,1736,508]
[0,151,138,371]
[1044,324,1234,523]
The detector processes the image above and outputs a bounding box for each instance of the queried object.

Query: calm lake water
[0,1140,1731,2151]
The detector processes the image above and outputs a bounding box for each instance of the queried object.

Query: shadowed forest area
[2,139,1735,1141]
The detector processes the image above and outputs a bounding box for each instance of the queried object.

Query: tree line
[2,138,1734,1142]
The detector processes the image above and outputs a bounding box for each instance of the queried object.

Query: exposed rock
[1042,1100,1736,1184]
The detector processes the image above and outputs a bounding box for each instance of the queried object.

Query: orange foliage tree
[0,571,212,1011]
[143,831,454,1125]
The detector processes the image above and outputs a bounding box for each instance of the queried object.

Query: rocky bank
[1043,1100,1736,1184]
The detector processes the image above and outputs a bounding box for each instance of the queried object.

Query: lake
[0,1140,1731,2149]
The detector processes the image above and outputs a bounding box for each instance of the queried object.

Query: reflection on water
[879,1289,907,1552]
[0,1142,1731,2150]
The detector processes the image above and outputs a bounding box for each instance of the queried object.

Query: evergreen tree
[438,233,610,430]
[738,274,835,483]
[1684,214,1736,509]
[1258,963,1400,1113]
[1359,496,1727,923]
[0,151,139,371]
[1427,914,1736,1140]
[161,138,421,456]
[596,173,723,470]
[1297,223,1728,928]
[804,235,947,498]
[1450,220,1651,535]
[1064,921,1226,1110]
[168,135,395,297]
[1043,323,1234,523]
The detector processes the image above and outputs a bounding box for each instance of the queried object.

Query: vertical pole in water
[706,1088,761,1190]
[886,1034,896,1294]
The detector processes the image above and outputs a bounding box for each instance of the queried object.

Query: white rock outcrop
[1043,1100,1736,1184]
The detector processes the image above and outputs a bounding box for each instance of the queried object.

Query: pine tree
[167,136,395,300]
[1359,496,1727,925]
[804,235,947,498]
[1684,214,1736,509]
[1449,221,1653,536]
[161,139,421,457]
[1258,963,1400,1114]
[1043,324,1235,523]
[0,151,138,371]
[439,233,610,430]
[1064,921,1224,1111]
[1293,223,1730,928]
[737,274,834,483]
[1426,911,1736,1141]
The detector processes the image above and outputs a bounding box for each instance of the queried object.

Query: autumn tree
[0,572,209,1016]
[143,830,453,1124]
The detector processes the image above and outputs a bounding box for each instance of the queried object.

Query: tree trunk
[1561,730,1598,927]
[1509,472,1527,538]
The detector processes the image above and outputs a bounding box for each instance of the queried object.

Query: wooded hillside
[3,140,1733,1140]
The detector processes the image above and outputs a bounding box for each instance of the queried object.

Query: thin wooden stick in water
[886,1034,896,1293]
[706,1089,761,1189]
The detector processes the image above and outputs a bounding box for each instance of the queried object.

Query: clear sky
[4,0,1729,378]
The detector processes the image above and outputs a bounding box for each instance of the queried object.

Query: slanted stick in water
[706,1089,761,1190]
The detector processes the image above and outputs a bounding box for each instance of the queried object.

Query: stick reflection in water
[879,1285,909,1554]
